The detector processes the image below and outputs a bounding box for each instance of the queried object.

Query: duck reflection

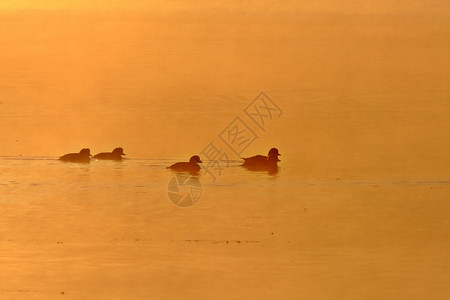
[93,147,126,161]
[59,148,92,163]
[167,155,203,175]
[241,148,280,175]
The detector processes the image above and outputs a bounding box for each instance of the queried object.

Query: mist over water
[1,3,449,299]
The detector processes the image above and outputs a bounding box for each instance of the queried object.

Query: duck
[167,155,203,175]
[93,147,126,161]
[59,148,92,163]
[241,148,281,173]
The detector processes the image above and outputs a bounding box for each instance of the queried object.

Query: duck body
[93,147,126,161]
[59,148,92,163]
[168,155,203,175]
[241,148,281,173]
[242,155,273,166]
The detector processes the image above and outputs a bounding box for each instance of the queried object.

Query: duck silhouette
[241,148,280,174]
[59,148,92,163]
[93,147,126,161]
[167,155,203,175]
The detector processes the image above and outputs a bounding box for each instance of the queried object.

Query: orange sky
[1,0,449,160]
[1,0,449,16]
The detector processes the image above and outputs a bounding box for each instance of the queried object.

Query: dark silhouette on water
[167,155,203,175]
[93,147,126,161]
[59,148,92,163]
[241,148,280,174]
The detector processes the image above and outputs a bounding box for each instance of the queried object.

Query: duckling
[241,148,280,172]
[167,155,203,175]
[93,147,126,161]
[59,148,92,163]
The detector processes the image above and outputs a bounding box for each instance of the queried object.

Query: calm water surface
[1,156,449,299]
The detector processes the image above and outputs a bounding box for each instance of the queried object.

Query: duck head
[80,148,92,157]
[113,147,126,156]
[189,155,203,164]
[268,148,281,161]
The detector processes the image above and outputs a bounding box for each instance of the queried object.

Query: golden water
[0,4,449,299]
